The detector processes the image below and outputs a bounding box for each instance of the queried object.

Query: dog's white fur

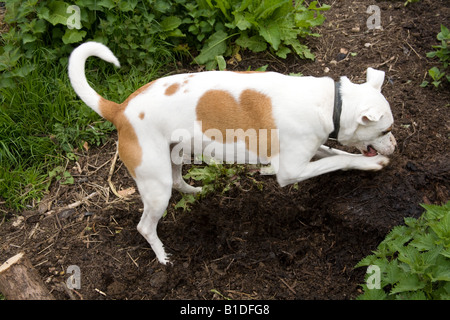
[69,42,396,264]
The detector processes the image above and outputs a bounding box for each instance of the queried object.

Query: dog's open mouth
[362,145,378,157]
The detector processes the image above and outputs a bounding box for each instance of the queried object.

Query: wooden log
[0,252,55,300]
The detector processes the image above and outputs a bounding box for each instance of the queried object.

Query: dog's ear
[366,67,385,91]
[358,108,384,125]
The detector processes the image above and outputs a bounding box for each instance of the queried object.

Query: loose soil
[1,0,449,300]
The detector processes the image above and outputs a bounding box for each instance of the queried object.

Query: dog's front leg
[276,152,389,187]
[314,145,361,159]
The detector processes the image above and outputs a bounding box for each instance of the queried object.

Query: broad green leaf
[383,260,403,286]
[118,0,138,12]
[429,210,450,240]
[235,0,253,12]
[233,12,253,31]
[390,274,426,295]
[33,19,47,34]
[355,285,388,300]
[437,25,450,41]
[0,45,23,70]
[22,33,37,45]
[45,1,70,26]
[195,30,231,65]
[97,0,116,10]
[215,55,226,71]
[440,247,450,258]
[236,34,267,52]
[284,38,315,60]
[396,290,427,300]
[62,29,87,44]
[421,201,449,220]
[410,232,438,251]
[259,21,281,50]
[275,45,291,59]
[161,16,182,31]
[308,2,331,11]
[398,246,419,266]
[256,0,290,20]
[430,264,450,282]
[355,254,381,268]
[255,65,268,72]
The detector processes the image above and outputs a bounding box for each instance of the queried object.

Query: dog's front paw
[377,155,390,168]
[366,154,390,171]
[350,154,389,171]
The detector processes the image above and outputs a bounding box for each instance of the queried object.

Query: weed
[356,201,450,300]
[48,165,74,186]
[421,25,450,88]
[174,161,245,212]
[173,160,266,212]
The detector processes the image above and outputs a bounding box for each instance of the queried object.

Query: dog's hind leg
[136,177,173,265]
[135,149,174,265]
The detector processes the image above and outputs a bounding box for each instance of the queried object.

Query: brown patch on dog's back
[165,83,180,96]
[196,89,278,157]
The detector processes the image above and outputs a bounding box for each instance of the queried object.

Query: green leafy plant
[421,25,450,88]
[1,0,330,87]
[420,66,448,88]
[48,165,74,185]
[174,160,245,212]
[191,0,330,69]
[0,0,177,87]
[355,201,450,300]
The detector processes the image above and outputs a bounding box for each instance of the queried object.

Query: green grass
[0,48,166,210]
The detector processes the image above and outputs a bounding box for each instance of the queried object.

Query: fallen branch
[107,147,136,199]
[0,252,55,300]
[107,148,123,198]
[45,191,98,216]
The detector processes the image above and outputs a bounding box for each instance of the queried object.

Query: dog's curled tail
[68,42,120,119]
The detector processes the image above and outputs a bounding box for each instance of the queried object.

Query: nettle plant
[356,201,450,300]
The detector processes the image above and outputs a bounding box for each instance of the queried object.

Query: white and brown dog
[69,42,396,264]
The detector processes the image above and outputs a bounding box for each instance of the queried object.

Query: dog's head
[338,67,396,157]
